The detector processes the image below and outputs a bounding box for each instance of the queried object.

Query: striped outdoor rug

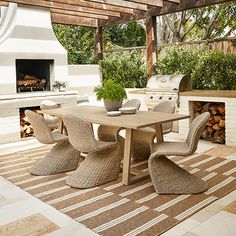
[1,145,236,236]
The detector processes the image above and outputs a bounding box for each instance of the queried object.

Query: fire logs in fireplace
[17,73,46,92]
[193,102,225,144]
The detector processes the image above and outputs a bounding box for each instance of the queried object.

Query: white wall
[68,64,102,105]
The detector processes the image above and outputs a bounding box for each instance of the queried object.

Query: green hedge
[157,48,236,90]
[101,50,147,88]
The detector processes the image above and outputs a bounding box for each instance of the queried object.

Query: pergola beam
[51,9,109,20]
[146,16,157,77]
[2,0,123,17]
[1,0,234,27]
[50,0,134,14]
[87,0,149,11]
[94,27,103,61]
[51,13,97,27]
[126,0,163,7]
[159,0,235,15]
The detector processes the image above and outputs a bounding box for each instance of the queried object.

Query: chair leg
[148,155,208,194]
[66,144,121,188]
[31,140,80,175]
[132,130,155,161]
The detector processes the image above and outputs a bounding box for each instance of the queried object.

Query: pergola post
[146,16,157,78]
[94,26,103,61]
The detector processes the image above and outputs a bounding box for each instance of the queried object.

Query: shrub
[157,47,203,77]
[101,50,147,88]
[192,51,236,90]
[157,47,236,90]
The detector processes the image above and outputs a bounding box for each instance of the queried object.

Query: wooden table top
[41,105,190,129]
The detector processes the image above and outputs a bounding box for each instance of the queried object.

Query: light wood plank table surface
[41,105,190,185]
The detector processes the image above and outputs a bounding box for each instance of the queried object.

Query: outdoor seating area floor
[0,144,236,235]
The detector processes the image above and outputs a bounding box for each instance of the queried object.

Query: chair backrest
[25,110,55,144]
[40,100,59,110]
[63,114,98,152]
[122,99,141,110]
[186,112,210,154]
[153,101,176,133]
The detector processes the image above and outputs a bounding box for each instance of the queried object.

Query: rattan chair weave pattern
[148,112,210,194]
[63,114,122,188]
[25,110,79,175]
[40,100,60,129]
[132,100,176,160]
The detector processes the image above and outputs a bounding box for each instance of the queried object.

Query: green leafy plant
[192,51,236,89]
[94,79,127,101]
[157,47,236,90]
[52,81,66,90]
[101,50,147,88]
[157,47,204,77]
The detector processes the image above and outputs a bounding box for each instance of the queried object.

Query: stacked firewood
[17,73,46,92]
[194,102,225,144]
[20,108,39,138]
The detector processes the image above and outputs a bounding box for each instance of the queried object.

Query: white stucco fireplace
[0,3,77,144]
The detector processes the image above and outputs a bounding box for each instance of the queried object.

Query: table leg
[122,128,133,185]
[58,119,64,134]
[156,123,163,143]
[122,128,150,185]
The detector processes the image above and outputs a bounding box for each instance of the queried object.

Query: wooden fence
[108,37,236,58]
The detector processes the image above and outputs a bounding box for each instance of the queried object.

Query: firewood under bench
[179,90,236,147]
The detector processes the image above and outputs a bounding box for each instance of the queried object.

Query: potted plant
[52,81,66,92]
[94,80,127,111]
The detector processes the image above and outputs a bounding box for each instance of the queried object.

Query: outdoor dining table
[41,105,190,185]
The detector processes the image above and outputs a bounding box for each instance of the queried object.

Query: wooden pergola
[0,0,233,76]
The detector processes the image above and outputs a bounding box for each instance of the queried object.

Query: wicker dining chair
[132,100,176,160]
[148,112,210,194]
[97,99,141,154]
[25,110,80,175]
[40,100,60,129]
[63,114,122,188]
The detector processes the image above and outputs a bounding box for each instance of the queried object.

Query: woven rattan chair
[149,112,210,194]
[25,110,80,175]
[63,114,122,188]
[132,101,176,160]
[40,100,60,129]
[97,99,141,154]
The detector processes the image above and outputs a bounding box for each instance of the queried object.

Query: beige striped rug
[1,145,236,236]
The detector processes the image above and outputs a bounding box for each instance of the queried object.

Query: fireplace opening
[20,106,40,138]
[16,59,54,92]
[193,101,225,144]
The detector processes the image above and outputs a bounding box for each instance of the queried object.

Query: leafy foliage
[94,80,127,101]
[53,24,95,64]
[101,50,147,88]
[157,47,203,76]
[105,22,146,47]
[52,81,66,89]
[157,48,236,90]
[192,51,236,89]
